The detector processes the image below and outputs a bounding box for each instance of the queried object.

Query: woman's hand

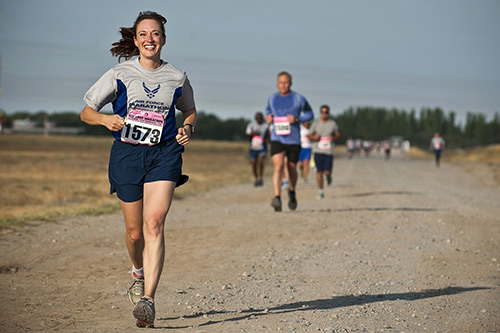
[176,126,191,146]
[80,106,124,131]
[103,114,126,131]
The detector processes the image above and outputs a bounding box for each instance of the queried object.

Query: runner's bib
[121,110,163,145]
[318,137,332,151]
[274,116,291,136]
[250,135,264,150]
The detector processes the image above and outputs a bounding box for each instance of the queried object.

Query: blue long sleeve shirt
[265,91,314,144]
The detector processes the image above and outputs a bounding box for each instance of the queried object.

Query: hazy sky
[0,0,499,123]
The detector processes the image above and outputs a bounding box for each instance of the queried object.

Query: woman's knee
[143,215,166,237]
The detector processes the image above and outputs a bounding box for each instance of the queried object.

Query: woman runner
[80,11,197,328]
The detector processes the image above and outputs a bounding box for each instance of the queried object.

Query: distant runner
[265,71,314,211]
[308,105,340,199]
[245,112,270,186]
[383,138,391,160]
[298,121,312,182]
[346,136,355,159]
[430,132,445,167]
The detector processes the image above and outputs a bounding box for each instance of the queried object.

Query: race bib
[318,137,332,151]
[433,141,441,150]
[274,116,291,136]
[121,110,163,145]
[250,135,264,150]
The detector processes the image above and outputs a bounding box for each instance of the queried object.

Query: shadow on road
[348,190,418,197]
[157,286,489,329]
[296,207,440,214]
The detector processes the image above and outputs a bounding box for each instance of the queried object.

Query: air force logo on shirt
[143,82,161,98]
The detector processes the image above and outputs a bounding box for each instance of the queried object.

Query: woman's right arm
[80,105,125,131]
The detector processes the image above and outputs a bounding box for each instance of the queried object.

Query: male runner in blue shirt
[265,71,314,212]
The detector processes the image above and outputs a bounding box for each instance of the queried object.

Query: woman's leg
[120,199,144,271]
[142,180,176,298]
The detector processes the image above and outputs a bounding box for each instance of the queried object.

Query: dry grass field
[0,135,260,230]
[1,134,498,230]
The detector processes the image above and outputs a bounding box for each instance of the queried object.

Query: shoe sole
[133,303,155,328]
[271,199,282,212]
[136,319,154,328]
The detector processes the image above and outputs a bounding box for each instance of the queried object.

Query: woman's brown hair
[110,11,167,61]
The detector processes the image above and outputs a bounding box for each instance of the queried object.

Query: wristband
[183,123,195,133]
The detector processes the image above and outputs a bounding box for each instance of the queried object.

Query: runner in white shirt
[430,132,445,167]
[245,112,270,186]
[80,11,197,328]
[346,137,355,159]
[298,121,312,182]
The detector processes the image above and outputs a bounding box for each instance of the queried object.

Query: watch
[183,123,195,133]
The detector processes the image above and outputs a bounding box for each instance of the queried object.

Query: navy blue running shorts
[314,153,334,172]
[108,138,184,202]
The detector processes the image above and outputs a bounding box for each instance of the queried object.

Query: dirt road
[1,151,499,332]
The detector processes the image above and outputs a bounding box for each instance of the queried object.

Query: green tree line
[2,107,499,148]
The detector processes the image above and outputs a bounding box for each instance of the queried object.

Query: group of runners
[246,72,341,209]
[80,10,446,328]
[81,11,343,327]
[345,135,443,164]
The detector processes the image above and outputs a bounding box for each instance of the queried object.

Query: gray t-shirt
[83,58,195,143]
[309,119,339,155]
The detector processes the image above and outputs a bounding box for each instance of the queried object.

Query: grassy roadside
[444,144,500,163]
[1,135,498,230]
[0,135,257,230]
[442,144,500,187]
[403,143,500,164]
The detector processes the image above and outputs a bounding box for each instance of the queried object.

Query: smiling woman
[79,10,197,328]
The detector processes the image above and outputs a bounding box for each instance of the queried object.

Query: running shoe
[271,196,282,212]
[281,179,290,190]
[288,190,297,211]
[128,275,145,305]
[254,178,263,187]
[133,295,155,328]
[326,174,332,186]
[317,190,325,200]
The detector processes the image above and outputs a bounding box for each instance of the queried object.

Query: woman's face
[134,19,165,61]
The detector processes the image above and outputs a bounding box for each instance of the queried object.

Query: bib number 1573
[121,110,164,145]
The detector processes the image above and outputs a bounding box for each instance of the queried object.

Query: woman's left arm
[176,108,197,146]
